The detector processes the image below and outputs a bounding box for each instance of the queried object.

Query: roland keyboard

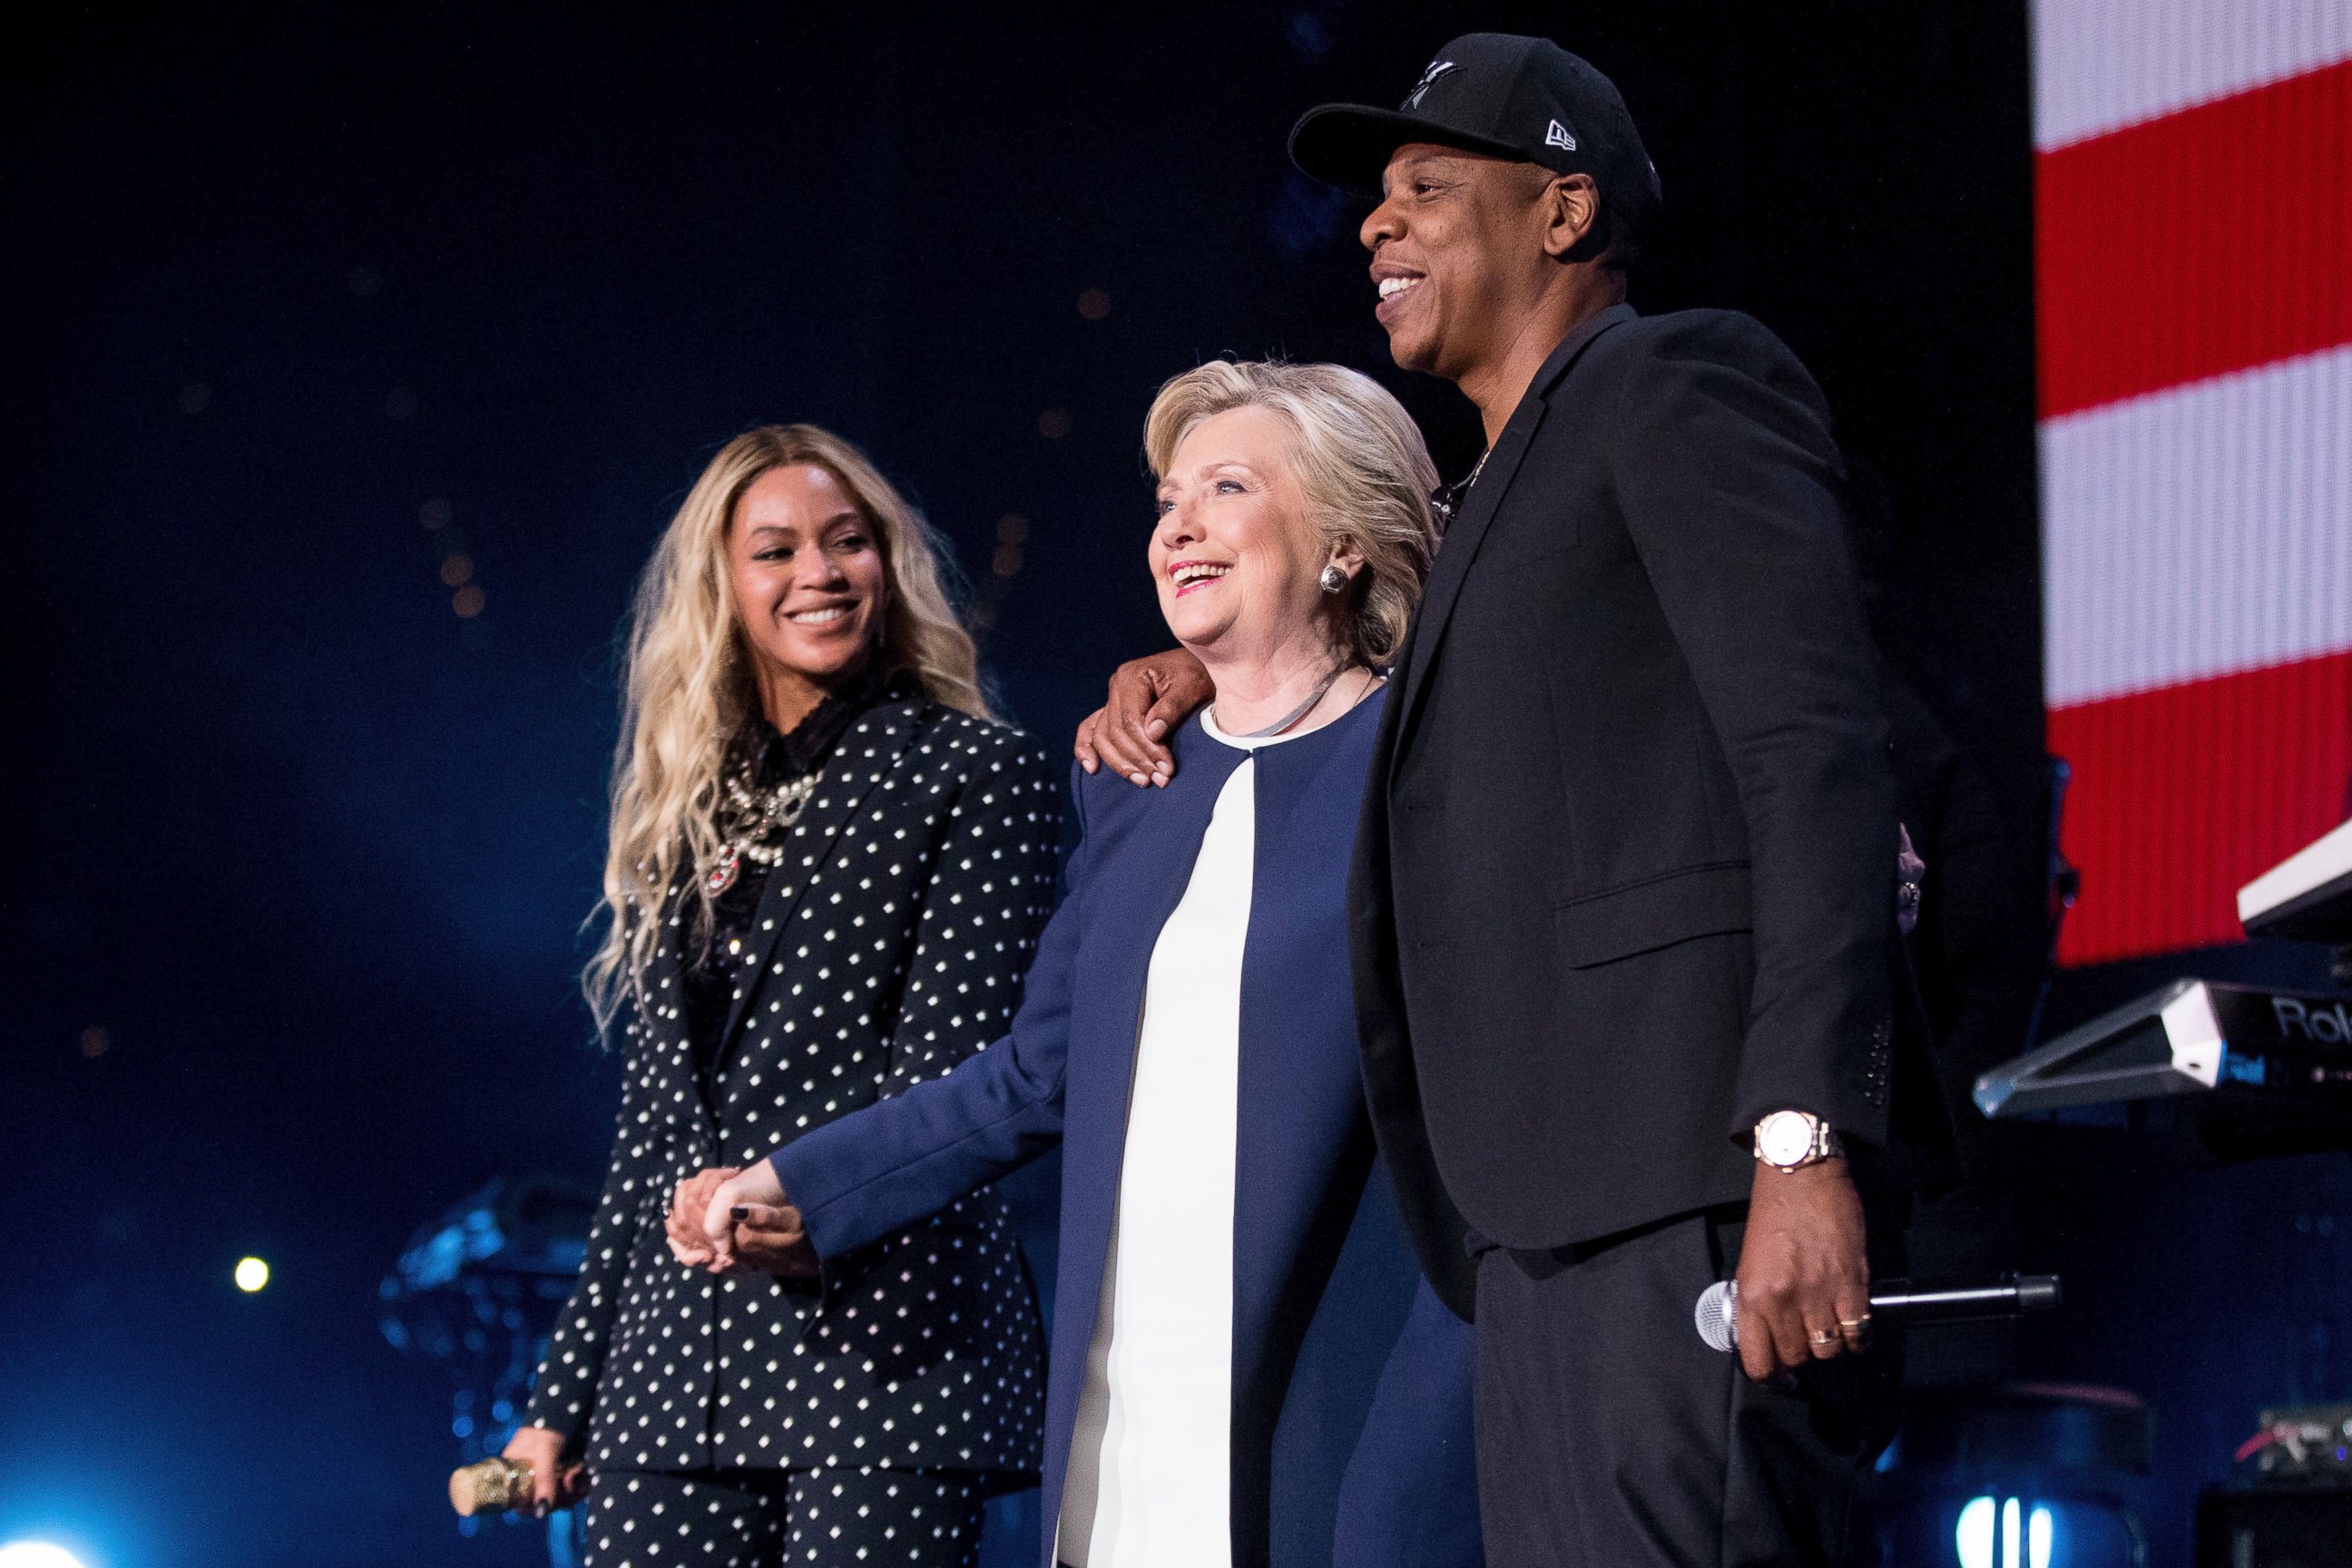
[1975,979,2352,1120]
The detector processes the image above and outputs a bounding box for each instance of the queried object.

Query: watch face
[1759,1112,1815,1166]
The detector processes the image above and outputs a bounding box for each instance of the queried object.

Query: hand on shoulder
[1073,648,1213,788]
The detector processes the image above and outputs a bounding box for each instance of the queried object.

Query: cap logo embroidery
[1404,59,1456,109]
[1545,119,1579,152]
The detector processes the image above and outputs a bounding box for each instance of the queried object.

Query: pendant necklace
[1430,446,1493,529]
[704,761,820,895]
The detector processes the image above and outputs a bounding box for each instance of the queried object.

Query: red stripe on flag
[2037,59,2352,419]
[2049,649,2352,965]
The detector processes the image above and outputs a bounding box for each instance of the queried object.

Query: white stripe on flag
[2042,343,2352,708]
[2033,0,2352,150]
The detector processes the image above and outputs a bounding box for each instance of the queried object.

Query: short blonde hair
[585,424,988,1027]
[1143,360,1440,667]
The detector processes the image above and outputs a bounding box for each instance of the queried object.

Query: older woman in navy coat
[695,362,1481,1568]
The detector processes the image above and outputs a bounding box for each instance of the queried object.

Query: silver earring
[1318,564,1348,594]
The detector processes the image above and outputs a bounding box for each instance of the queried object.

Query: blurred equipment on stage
[2195,1402,2352,1567]
[381,1172,592,1553]
[2239,817,2352,983]
[1973,819,2352,1156]
[1871,1384,2152,1568]
[2197,1491,2352,1568]
[1972,979,2352,1123]
[380,1173,593,1459]
[2233,1402,2352,1488]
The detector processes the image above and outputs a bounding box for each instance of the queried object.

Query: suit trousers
[1471,1208,1902,1568]
[578,1465,988,1568]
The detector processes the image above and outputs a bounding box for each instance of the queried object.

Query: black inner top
[681,662,912,1083]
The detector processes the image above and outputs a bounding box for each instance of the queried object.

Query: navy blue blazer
[769,692,1477,1568]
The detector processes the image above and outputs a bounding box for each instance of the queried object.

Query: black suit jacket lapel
[1396,404,1538,737]
[713,701,931,1056]
[1393,303,1637,760]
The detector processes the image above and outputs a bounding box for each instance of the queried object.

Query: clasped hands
[664,1162,818,1279]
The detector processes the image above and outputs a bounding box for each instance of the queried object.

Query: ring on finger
[1808,1328,1839,1348]
[1838,1316,1870,1332]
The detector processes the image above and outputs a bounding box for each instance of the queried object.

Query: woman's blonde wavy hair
[1142,359,1440,668]
[583,424,989,1028]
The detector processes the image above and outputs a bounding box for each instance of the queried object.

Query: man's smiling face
[1361,142,1560,382]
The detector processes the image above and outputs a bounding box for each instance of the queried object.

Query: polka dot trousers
[580,1466,986,1568]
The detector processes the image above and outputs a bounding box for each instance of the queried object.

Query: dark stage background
[7,5,2336,1567]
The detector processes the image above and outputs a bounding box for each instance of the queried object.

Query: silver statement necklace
[1215,662,1364,740]
[704,760,820,894]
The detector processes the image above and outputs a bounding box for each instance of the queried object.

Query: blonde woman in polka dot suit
[502,426,1059,1567]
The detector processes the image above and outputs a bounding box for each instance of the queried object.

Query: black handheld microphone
[1693,1273,2062,1352]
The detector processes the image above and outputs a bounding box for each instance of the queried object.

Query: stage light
[1957,1496,1993,1568]
[234,1255,270,1292]
[0,1543,89,1568]
[1955,1497,2054,1568]
[453,585,485,619]
[440,553,474,587]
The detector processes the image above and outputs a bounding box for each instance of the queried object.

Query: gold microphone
[449,1455,534,1516]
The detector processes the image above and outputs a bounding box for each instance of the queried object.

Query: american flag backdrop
[2034,0,2352,965]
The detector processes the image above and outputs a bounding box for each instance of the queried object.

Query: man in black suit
[1078,34,1906,1563]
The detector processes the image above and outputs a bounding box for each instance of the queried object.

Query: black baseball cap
[1289,34,1661,230]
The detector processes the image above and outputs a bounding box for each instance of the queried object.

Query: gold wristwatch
[1753,1109,1840,1172]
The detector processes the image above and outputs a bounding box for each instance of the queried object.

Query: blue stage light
[0,1544,90,1568]
[1956,1497,2056,1568]
[1958,1495,1994,1568]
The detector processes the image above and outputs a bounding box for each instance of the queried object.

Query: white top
[1074,708,1312,1568]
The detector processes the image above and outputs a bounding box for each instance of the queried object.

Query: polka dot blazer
[524,698,1060,1480]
